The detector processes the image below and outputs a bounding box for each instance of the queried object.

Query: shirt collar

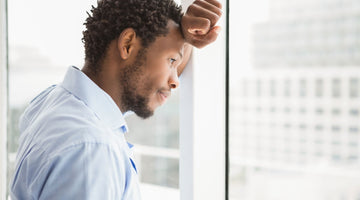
[60,66,128,132]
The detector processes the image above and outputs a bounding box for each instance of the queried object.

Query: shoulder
[13,139,130,199]
[12,85,136,199]
[19,83,127,161]
[20,83,117,146]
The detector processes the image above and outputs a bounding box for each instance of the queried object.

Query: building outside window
[229,0,360,199]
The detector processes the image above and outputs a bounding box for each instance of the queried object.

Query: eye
[169,58,177,65]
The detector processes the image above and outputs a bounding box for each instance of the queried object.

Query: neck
[82,52,127,113]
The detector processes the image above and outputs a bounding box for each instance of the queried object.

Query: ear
[117,28,138,60]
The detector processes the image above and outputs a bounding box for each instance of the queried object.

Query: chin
[134,109,154,119]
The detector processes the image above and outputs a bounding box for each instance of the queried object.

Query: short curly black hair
[82,0,183,71]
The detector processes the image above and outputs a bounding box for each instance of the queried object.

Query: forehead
[147,20,185,54]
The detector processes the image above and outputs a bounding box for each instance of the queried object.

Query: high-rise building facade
[230,0,360,199]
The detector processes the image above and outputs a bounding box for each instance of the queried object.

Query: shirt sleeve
[33,142,129,200]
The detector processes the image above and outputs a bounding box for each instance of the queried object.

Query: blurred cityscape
[229,0,360,199]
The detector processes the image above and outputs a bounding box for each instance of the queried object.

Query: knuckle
[210,13,220,24]
[208,0,222,9]
[215,7,223,16]
[193,0,202,5]
[213,0,223,9]
[187,4,197,13]
[214,13,220,20]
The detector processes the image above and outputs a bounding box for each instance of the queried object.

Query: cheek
[142,58,171,90]
[137,75,159,97]
[146,70,169,87]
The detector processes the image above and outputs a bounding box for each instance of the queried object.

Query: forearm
[177,43,193,76]
[177,0,222,76]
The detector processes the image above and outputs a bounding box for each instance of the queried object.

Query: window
[0,0,7,197]
[229,0,360,199]
[332,78,341,98]
[349,78,359,98]
[6,0,184,199]
[315,79,324,97]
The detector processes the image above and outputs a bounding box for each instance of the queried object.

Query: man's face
[120,21,185,119]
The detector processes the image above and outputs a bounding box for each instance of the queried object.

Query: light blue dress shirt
[10,66,141,200]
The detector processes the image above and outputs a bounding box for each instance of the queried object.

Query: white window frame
[179,0,227,199]
[0,0,8,198]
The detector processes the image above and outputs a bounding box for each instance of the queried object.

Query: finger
[203,0,223,9]
[199,26,221,42]
[193,0,222,17]
[182,15,211,35]
[191,26,221,48]
[186,3,220,27]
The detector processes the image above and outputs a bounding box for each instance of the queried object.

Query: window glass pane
[229,0,360,199]
[315,79,324,97]
[7,0,180,199]
[126,91,180,191]
[349,78,359,98]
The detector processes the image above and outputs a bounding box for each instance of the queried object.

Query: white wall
[0,0,7,198]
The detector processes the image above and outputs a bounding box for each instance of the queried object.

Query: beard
[120,49,154,119]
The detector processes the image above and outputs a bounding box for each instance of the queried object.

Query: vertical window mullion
[0,0,8,198]
[180,0,227,199]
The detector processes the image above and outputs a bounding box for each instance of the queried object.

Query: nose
[169,69,179,89]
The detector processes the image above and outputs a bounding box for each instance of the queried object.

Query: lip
[158,90,171,104]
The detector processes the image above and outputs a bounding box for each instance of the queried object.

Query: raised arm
[177,0,223,75]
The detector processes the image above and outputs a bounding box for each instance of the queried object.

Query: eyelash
[170,58,176,64]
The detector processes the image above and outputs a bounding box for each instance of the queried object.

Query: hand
[181,0,222,49]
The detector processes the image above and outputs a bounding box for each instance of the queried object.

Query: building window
[315,79,324,97]
[349,78,359,98]
[332,78,341,98]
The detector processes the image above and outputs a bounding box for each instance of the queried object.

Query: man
[10,0,222,199]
